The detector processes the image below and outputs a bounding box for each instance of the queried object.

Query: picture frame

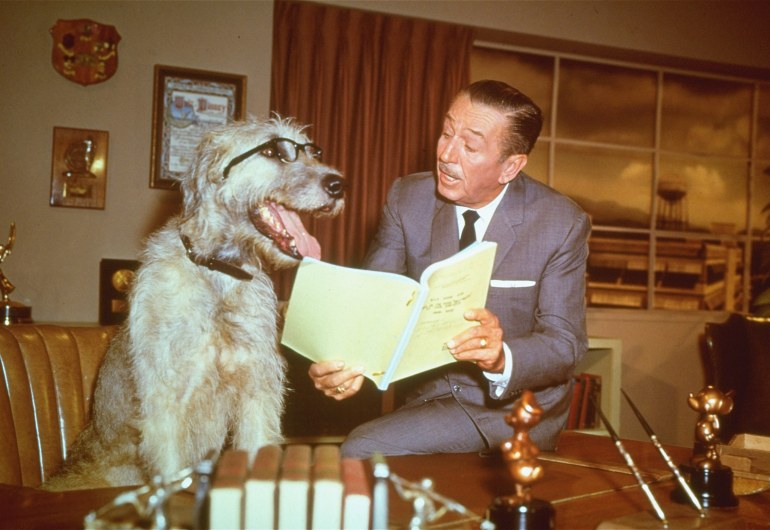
[99,258,139,325]
[50,126,109,209]
[149,65,246,189]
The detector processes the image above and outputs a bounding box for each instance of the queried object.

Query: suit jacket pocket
[486,285,539,337]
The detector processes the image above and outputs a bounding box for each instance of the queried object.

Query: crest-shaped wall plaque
[50,19,121,86]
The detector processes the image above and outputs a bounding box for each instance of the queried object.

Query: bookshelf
[575,337,622,435]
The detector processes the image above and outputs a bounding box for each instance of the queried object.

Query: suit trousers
[340,378,490,459]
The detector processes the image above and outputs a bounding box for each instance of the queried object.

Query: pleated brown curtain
[271,0,471,297]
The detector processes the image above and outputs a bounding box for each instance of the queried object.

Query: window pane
[661,73,752,157]
[751,163,770,312]
[587,231,650,309]
[754,161,770,235]
[654,237,743,311]
[557,59,656,147]
[758,86,770,159]
[554,144,652,228]
[470,47,554,137]
[658,154,747,233]
[470,45,763,312]
[751,236,770,312]
[524,141,548,185]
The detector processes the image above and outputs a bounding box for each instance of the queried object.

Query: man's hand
[308,360,365,401]
[446,307,505,373]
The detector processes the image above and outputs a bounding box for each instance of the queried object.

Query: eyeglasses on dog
[223,137,322,179]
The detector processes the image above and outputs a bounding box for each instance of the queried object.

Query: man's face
[435,95,525,208]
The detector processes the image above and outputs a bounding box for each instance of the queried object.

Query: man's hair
[458,80,543,158]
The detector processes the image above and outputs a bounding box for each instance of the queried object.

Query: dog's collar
[180,233,253,281]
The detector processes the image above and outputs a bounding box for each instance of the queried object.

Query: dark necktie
[459,210,480,250]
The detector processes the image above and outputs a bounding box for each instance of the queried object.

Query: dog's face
[178,117,345,270]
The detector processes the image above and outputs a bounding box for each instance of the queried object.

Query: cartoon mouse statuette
[687,385,734,470]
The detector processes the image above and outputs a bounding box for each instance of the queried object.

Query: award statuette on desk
[487,390,555,530]
[672,385,739,509]
[1,223,32,325]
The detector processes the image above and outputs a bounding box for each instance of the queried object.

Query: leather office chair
[0,324,117,487]
[702,313,770,442]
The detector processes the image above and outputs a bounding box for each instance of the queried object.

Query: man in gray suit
[309,80,591,457]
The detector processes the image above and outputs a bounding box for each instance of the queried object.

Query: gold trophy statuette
[1,223,32,325]
[487,389,555,529]
[672,385,738,509]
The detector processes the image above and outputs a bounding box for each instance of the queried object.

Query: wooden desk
[1,432,768,529]
[384,432,770,528]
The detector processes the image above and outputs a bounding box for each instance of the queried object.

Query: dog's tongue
[274,204,322,260]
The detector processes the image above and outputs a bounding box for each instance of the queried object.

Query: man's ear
[499,154,528,184]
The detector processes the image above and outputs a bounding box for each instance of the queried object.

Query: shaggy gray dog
[44,117,344,490]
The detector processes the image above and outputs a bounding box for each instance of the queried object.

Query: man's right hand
[308,361,366,400]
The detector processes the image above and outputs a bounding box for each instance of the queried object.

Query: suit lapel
[483,176,526,272]
[430,199,459,264]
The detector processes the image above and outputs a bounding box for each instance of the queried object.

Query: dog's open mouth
[250,201,321,260]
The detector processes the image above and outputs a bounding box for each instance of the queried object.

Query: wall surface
[586,308,723,447]
[1,1,766,446]
[0,1,273,322]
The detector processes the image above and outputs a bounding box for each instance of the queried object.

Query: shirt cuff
[483,343,512,397]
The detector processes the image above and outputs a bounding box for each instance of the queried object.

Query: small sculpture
[1,223,32,325]
[487,390,554,529]
[501,390,545,503]
[688,385,734,470]
[672,385,738,508]
[0,223,17,301]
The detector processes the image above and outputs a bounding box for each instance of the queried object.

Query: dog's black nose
[323,174,345,199]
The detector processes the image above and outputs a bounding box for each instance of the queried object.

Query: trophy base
[487,497,554,530]
[2,300,32,326]
[597,504,744,529]
[672,463,738,509]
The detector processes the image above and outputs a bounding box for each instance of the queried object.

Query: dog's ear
[187,132,229,185]
[177,132,223,215]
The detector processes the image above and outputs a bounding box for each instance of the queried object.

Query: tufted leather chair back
[0,324,117,487]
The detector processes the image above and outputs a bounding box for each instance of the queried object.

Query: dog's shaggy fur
[44,117,344,490]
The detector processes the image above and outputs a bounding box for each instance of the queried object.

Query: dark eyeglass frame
[222,137,322,179]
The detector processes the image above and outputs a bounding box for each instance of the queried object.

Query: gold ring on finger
[335,385,346,394]
[480,338,487,348]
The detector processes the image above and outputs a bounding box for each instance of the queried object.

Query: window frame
[472,40,770,312]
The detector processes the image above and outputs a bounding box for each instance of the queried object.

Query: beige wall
[0,1,274,322]
[586,309,719,448]
[1,1,766,446]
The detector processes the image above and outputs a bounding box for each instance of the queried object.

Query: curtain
[271,0,471,297]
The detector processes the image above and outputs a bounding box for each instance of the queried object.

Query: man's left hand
[446,307,505,373]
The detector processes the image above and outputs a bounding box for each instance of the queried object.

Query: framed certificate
[149,65,246,189]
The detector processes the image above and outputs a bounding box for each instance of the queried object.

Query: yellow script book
[281,241,497,390]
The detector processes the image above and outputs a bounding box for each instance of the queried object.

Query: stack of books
[208,444,371,530]
[566,373,602,430]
